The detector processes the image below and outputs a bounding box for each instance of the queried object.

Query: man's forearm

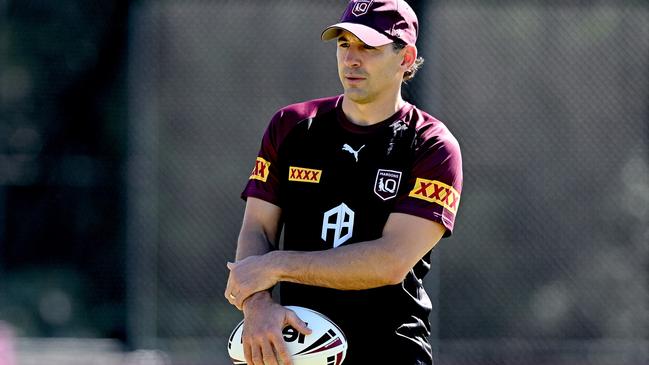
[228,213,445,307]
[269,238,409,290]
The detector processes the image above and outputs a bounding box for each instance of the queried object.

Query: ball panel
[227,320,246,362]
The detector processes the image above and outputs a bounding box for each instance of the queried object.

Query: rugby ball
[228,305,347,365]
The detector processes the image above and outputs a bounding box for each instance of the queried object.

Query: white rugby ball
[227,305,347,365]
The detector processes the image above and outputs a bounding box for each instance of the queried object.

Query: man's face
[336,31,405,104]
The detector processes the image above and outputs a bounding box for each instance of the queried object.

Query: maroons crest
[374,169,402,201]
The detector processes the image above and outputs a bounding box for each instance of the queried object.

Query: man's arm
[235,197,282,260]
[226,212,446,309]
[227,196,280,307]
[226,197,311,365]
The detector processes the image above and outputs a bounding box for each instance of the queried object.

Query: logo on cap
[351,0,374,17]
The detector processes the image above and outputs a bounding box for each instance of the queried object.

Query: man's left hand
[225,253,279,310]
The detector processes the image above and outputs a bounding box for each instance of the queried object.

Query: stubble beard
[342,82,376,105]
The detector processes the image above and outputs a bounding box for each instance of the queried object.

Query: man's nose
[344,48,361,68]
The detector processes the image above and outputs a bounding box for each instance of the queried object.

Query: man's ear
[401,45,417,69]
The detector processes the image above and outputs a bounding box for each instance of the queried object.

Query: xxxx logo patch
[249,157,271,182]
[408,178,460,214]
[289,166,322,183]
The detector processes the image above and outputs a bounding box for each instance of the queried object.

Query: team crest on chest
[374,169,402,201]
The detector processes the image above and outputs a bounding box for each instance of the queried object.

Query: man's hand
[240,292,312,365]
[225,253,280,309]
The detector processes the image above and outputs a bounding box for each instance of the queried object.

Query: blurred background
[0,0,648,364]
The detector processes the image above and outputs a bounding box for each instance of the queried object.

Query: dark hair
[392,41,424,82]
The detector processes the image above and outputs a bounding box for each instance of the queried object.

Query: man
[225,1,462,364]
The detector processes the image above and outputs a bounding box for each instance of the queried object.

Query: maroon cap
[321,0,418,47]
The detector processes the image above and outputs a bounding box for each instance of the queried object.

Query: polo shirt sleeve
[240,110,285,206]
[392,125,463,237]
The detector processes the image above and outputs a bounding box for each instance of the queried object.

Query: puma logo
[342,144,365,162]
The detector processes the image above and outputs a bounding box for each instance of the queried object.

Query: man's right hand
[241,291,312,365]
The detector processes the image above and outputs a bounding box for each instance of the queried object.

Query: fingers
[261,340,279,365]
[286,311,312,336]
[224,289,237,304]
[232,291,250,311]
[224,261,250,309]
[225,291,246,310]
[273,338,293,365]
[224,264,235,302]
[223,262,238,305]
[250,341,263,365]
[224,261,246,309]
[244,332,286,365]
[240,301,300,365]
[224,279,239,308]
[243,337,252,365]
[235,293,247,310]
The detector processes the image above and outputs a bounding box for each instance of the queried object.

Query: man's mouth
[345,75,366,82]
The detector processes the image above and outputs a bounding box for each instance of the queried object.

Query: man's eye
[363,45,376,50]
[338,43,349,48]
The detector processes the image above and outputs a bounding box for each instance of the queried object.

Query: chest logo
[374,169,402,201]
[289,166,322,183]
[321,203,355,248]
[342,144,365,162]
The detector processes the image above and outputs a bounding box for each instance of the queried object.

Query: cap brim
[321,22,393,47]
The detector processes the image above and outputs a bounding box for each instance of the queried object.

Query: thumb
[286,311,312,335]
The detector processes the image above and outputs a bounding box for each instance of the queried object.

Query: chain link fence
[125,1,649,364]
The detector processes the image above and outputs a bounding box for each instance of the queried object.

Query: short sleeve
[393,125,463,236]
[240,96,341,206]
[241,110,285,206]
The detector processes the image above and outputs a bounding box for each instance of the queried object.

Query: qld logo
[374,169,402,201]
[351,0,374,17]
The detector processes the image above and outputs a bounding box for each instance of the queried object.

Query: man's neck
[341,92,406,126]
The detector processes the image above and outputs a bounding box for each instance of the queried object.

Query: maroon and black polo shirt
[242,95,462,365]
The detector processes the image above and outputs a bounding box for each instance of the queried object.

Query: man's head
[322,0,419,48]
[322,0,424,104]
